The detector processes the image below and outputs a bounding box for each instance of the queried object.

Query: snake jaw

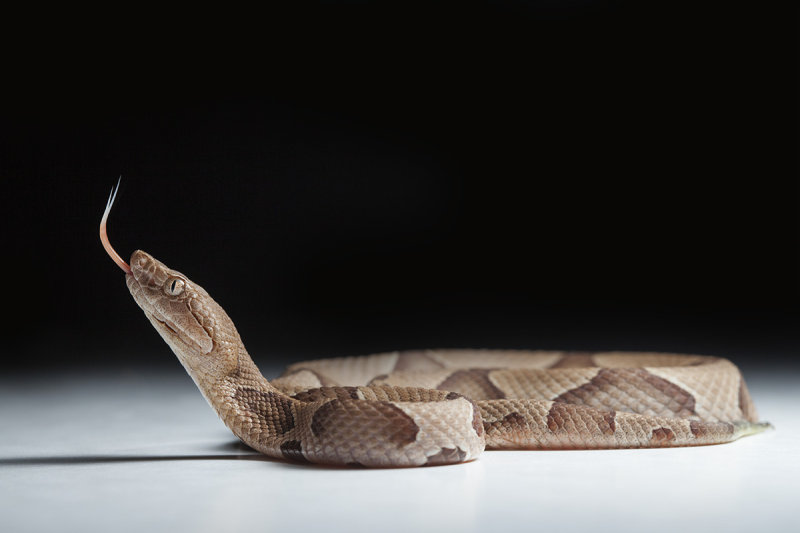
[153,314,179,335]
[132,286,214,356]
[137,299,214,359]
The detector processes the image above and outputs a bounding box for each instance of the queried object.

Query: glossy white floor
[1,366,796,533]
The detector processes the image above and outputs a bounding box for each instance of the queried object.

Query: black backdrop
[1,2,796,373]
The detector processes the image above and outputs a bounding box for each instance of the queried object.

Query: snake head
[100,182,242,378]
[125,250,243,378]
[127,251,212,352]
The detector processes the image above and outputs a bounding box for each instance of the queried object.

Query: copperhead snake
[100,184,770,467]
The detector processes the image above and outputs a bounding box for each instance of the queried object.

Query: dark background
[1,1,796,374]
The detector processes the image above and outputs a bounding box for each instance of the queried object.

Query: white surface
[0,368,797,533]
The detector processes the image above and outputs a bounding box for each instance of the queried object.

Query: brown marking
[310,400,337,438]
[331,386,361,400]
[445,391,462,400]
[486,412,528,434]
[279,440,308,462]
[546,404,564,432]
[292,386,362,402]
[689,420,707,438]
[650,427,676,444]
[553,368,697,418]
[235,388,295,435]
[546,403,616,436]
[425,447,468,465]
[604,410,616,434]
[310,399,419,447]
[549,352,597,368]
[291,389,322,402]
[347,385,452,403]
[437,369,506,400]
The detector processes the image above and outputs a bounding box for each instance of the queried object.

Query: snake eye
[165,277,185,296]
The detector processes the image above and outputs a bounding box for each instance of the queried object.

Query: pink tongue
[100,179,132,274]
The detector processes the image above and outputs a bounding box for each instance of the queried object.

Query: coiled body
[120,249,769,467]
[208,349,763,466]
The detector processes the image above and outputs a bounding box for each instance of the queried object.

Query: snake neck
[189,346,296,450]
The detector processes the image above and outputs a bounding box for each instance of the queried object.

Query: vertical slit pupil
[171,280,177,293]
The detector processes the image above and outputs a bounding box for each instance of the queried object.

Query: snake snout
[130,250,153,274]
[129,250,165,288]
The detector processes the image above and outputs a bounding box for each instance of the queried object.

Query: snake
[100,183,771,467]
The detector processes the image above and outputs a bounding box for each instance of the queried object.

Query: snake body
[101,188,770,467]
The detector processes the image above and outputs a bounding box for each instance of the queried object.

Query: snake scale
[100,184,770,467]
